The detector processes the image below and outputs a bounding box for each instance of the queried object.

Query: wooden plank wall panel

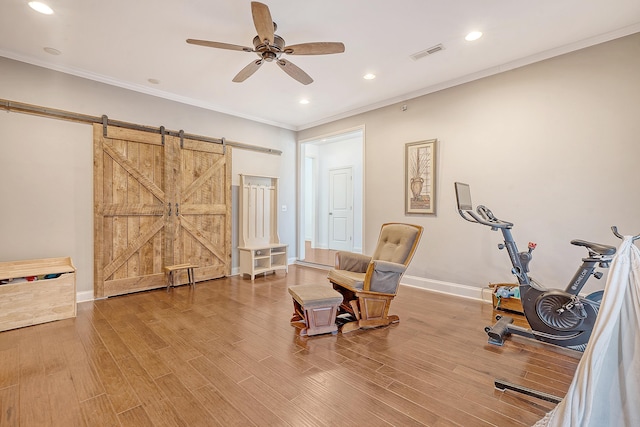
[127,140,141,280]
[111,139,127,281]
[93,125,106,297]
[181,145,194,266]
[163,136,180,272]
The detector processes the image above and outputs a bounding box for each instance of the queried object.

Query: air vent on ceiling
[410,44,445,61]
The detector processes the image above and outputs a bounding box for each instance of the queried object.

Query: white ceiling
[2,1,640,130]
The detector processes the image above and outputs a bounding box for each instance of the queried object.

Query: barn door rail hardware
[1,98,281,155]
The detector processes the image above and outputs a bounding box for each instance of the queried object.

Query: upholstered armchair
[327,223,423,333]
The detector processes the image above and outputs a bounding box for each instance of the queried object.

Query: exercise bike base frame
[486,313,593,348]
[486,315,548,346]
[495,380,562,404]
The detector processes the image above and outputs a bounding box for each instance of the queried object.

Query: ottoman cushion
[288,284,343,307]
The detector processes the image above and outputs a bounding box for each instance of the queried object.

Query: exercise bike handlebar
[611,226,640,242]
[458,205,514,229]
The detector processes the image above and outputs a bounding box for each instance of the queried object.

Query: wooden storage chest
[489,283,524,314]
[0,257,76,332]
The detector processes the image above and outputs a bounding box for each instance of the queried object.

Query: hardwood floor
[301,241,337,267]
[0,265,579,426]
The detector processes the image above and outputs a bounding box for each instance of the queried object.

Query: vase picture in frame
[405,139,437,214]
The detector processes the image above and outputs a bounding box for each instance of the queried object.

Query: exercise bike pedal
[486,315,514,346]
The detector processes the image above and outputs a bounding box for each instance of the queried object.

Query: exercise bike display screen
[455,182,473,211]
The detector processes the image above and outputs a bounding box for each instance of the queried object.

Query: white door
[329,167,353,251]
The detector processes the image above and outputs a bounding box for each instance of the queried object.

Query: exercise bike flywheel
[535,291,588,331]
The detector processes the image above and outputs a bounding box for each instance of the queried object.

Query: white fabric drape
[534,236,640,426]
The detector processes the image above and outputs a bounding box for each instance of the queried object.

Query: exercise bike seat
[570,239,616,255]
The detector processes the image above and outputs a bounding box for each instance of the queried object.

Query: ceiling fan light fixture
[28,1,54,15]
[465,31,483,42]
[186,1,344,85]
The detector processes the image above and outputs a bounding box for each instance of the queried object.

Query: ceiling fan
[186,1,345,85]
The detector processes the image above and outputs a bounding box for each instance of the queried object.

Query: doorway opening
[298,127,364,267]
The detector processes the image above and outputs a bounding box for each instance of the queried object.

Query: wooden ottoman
[288,284,343,336]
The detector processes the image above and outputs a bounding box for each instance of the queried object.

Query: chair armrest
[364,260,407,294]
[335,251,371,273]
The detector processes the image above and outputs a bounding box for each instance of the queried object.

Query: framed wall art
[405,139,437,214]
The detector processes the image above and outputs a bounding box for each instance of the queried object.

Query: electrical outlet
[281,205,287,212]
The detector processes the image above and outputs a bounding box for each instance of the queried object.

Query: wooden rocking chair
[327,223,423,333]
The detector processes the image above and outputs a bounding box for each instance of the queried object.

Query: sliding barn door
[94,125,231,298]
[166,134,231,282]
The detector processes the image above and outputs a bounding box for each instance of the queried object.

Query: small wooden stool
[288,284,343,336]
[164,264,196,292]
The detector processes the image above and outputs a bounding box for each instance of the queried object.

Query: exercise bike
[454,182,616,351]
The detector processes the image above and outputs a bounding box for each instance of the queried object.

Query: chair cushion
[372,223,420,264]
[327,269,365,290]
[335,251,371,273]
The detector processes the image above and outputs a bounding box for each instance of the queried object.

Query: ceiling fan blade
[186,39,253,52]
[276,59,313,85]
[251,2,274,45]
[233,60,264,83]
[284,42,345,55]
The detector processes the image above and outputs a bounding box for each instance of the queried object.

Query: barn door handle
[168,202,172,216]
[175,203,179,217]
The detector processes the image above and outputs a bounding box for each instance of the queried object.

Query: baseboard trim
[295,260,331,271]
[77,290,94,303]
[401,275,493,304]
[76,272,493,304]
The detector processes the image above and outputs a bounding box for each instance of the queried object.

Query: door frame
[304,155,317,249]
[297,125,365,264]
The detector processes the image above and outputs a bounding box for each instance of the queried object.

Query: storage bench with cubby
[238,174,288,280]
[0,257,76,332]
[239,244,288,280]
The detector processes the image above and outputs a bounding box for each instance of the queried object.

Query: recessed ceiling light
[147,78,160,85]
[43,47,61,55]
[299,99,310,105]
[363,73,376,80]
[28,2,54,15]
[465,31,483,42]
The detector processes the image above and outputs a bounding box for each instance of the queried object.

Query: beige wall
[0,57,296,299]
[2,32,639,302]
[299,32,640,298]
